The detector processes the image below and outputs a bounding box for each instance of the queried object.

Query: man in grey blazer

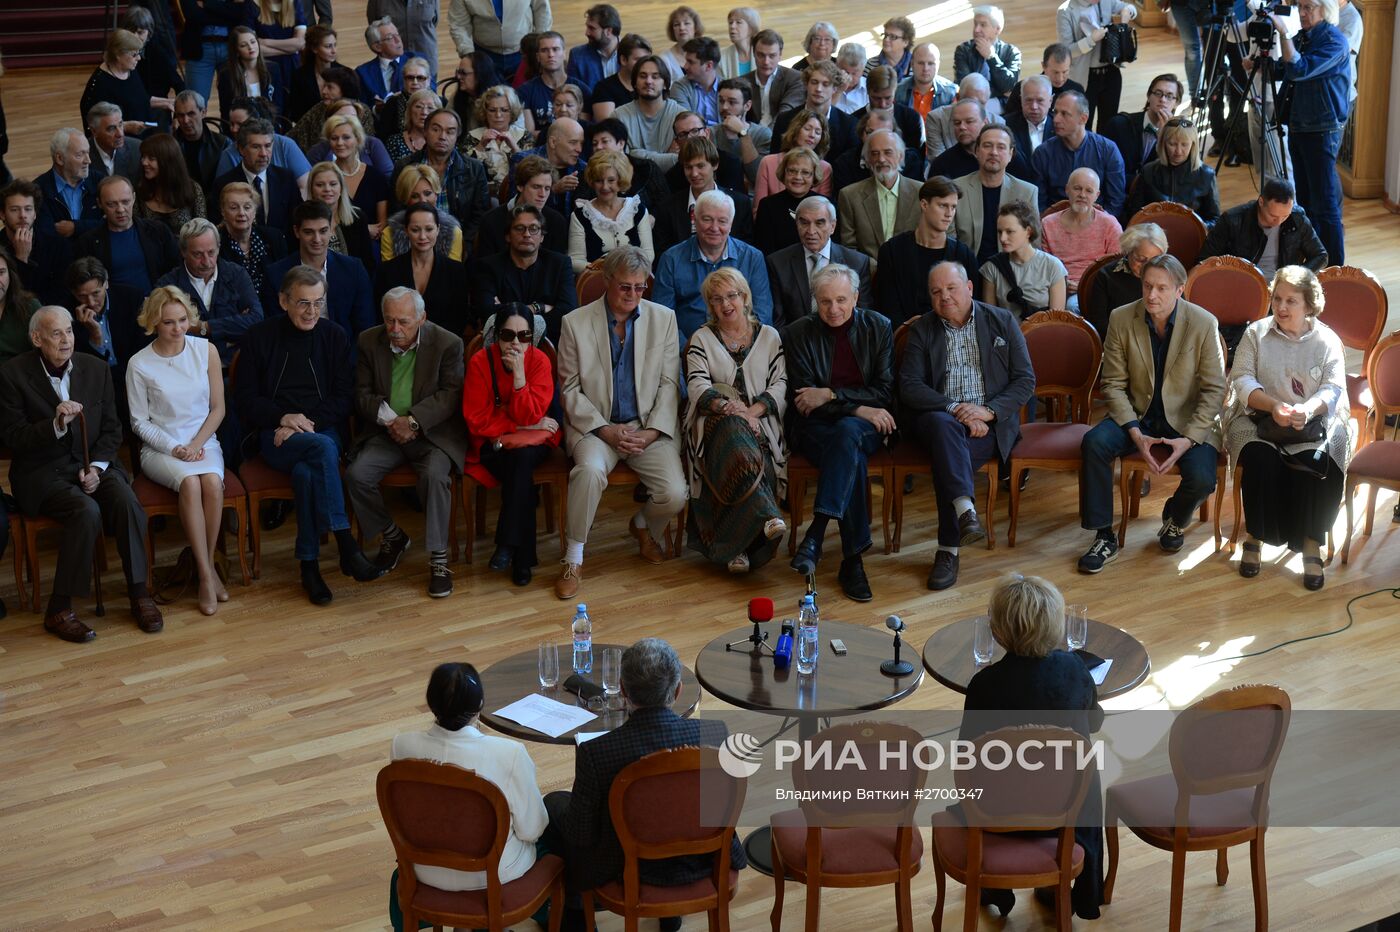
[745,30,806,128]
[766,195,872,325]
[555,247,686,600]
[837,129,921,262]
[85,103,144,181]
[952,125,1040,263]
[346,288,468,598]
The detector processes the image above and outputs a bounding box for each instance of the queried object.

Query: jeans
[1173,4,1205,99]
[1079,418,1218,531]
[915,411,1001,547]
[792,416,884,558]
[259,428,349,561]
[184,40,229,104]
[1289,128,1344,265]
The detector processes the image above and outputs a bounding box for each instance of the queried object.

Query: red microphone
[748,597,774,623]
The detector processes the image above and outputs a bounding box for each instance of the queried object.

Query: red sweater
[462,344,559,486]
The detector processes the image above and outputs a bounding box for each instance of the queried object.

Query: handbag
[1251,410,1326,445]
[1098,1,1138,65]
[485,345,554,450]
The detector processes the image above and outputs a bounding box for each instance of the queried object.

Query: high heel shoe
[197,579,219,616]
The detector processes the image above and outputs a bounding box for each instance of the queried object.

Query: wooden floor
[2,2,1400,930]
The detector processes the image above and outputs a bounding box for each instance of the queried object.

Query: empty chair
[1316,265,1389,450]
[1341,330,1400,563]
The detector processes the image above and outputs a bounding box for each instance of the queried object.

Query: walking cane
[77,409,105,617]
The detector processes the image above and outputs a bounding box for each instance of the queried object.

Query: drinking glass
[973,616,995,665]
[598,647,623,710]
[538,642,560,689]
[1066,605,1088,651]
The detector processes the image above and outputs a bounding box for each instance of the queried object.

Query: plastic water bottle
[796,595,819,675]
[571,603,593,675]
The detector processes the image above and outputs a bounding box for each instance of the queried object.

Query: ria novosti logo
[718,732,765,778]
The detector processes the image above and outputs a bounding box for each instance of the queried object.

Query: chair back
[1364,331,1400,442]
[465,332,485,361]
[1040,200,1070,220]
[892,316,921,374]
[1020,311,1102,423]
[1317,266,1388,363]
[1077,252,1120,314]
[1128,202,1208,268]
[958,725,1097,834]
[377,758,510,879]
[576,258,654,305]
[608,747,746,886]
[1168,684,1291,827]
[791,721,928,828]
[1184,256,1269,327]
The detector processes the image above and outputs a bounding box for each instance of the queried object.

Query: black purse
[1098,1,1138,65]
[1251,411,1326,445]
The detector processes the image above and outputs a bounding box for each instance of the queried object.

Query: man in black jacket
[74,176,180,296]
[784,263,896,602]
[473,155,568,259]
[900,262,1035,590]
[1102,73,1183,196]
[390,108,490,246]
[173,90,232,196]
[66,257,146,412]
[154,217,262,359]
[1,179,72,306]
[771,61,859,162]
[471,205,577,344]
[232,265,386,605]
[1199,177,1328,278]
[34,128,103,240]
[854,65,925,155]
[212,120,303,233]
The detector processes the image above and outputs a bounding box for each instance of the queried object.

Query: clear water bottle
[571,603,593,675]
[796,595,819,675]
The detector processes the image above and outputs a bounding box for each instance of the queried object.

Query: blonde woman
[684,267,787,573]
[720,8,760,78]
[567,149,655,273]
[384,88,440,163]
[468,85,531,187]
[125,286,228,615]
[380,164,466,261]
[307,162,374,269]
[79,29,172,131]
[1124,115,1221,222]
[323,113,389,240]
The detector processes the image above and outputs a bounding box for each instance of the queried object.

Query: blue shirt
[605,301,640,423]
[108,228,150,294]
[1128,305,1178,439]
[215,134,313,180]
[651,236,773,344]
[54,175,86,224]
[1030,131,1126,216]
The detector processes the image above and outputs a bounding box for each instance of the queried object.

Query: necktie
[808,252,822,278]
[253,175,266,224]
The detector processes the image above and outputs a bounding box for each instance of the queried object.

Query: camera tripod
[1192,11,1289,186]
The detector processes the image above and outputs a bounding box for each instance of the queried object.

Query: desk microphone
[749,598,774,624]
[881,614,915,677]
[726,597,776,654]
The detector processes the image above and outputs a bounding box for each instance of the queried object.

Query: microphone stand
[880,624,913,677]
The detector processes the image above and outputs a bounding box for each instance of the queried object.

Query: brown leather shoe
[631,523,665,564]
[45,609,95,643]
[130,597,164,633]
[555,562,582,599]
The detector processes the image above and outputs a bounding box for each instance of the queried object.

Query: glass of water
[1066,605,1088,651]
[538,642,560,689]
[973,616,995,665]
[597,647,623,710]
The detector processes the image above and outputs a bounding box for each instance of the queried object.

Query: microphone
[727,597,776,654]
[748,598,774,623]
[881,614,915,677]
[885,614,905,633]
[773,620,794,668]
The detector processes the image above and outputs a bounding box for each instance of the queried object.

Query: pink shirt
[1042,208,1124,293]
[752,153,834,212]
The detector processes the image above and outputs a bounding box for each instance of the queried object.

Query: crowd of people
[0,0,1363,643]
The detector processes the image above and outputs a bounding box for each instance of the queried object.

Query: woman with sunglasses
[462,304,561,586]
[1123,115,1220,223]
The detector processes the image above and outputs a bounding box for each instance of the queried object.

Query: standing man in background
[450,0,554,80]
[368,0,440,81]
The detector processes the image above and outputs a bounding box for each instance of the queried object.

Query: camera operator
[1258,0,1350,264]
[1240,0,1300,180]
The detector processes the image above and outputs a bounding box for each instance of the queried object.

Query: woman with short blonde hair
[126,285,228,616]
[987,572,1066,656]
[568,149,655,273]
[381,165,466,262]
[720,7,761,78]
[80,28,172,132]
[1123,116,1220,222]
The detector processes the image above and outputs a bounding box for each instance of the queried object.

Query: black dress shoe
[790,534,822,576]
[659,917,683,932]
[261,499,289,531]
[957,509,986,546]
[927,550,959,590]
[980,888,1016,916]
[489,545,513,571]
[512,562,533,586]
[341,549,389,582]
[903,474,915,494]
[838,556,873,601]
[301,561,333,605]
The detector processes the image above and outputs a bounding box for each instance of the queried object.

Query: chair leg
[769,841,785,932]
[1008,462,1022,547]
[983,461,997,550]
[1116,465,1130,548]
[234,500,251,585]
[475,484,488,537]
[1342,479,1356,563]
[890,471,904,554]
[930,852,946,932]
[581,891,597,932]
[961,876,979,932]
[1169,848,1187,932]
[1250,834,1268,932]
[880,470,892,554]
[1103,820,1119,903]
[250,494,263,579]
[542,480,556,533]
[1212,469,1226,551]
[27,526,41,616]
[1363,485,1377,535]
[11,527,27,613]
[803,876,821,932]
[1216,846,1229,885]
[1229,466,1244,553]
[1056,876,1072,931]
[707,907,719,932]
[895,873,914,931]
[448,480,460,563]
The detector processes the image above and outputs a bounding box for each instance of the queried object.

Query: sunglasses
[497,328,533,343]
[1165,117,1195,129]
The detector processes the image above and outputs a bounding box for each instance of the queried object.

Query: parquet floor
[1,1,1399,929]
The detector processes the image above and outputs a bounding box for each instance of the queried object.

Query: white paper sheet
[575,731,608,744]
[1089,658,1113,686]
[493,694,597,738]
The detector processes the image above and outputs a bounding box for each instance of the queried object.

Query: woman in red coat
[463,304,561,586]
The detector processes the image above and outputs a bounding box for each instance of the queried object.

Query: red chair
[1040,199,1070,220]
[1076,252,1120,317]
[582,747,746,932]
[377,759,565,932]
[1184,257,1269,334]
[1105,684,1291,932]
[1007,311,1103,546]
[770,722,926,931]
[1341,330,1400,563]
[1128,202,1208,269]
[1317,265,1389,451]
[930,726,1098,931]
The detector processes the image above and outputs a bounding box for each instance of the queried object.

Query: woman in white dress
[126,286,228,616]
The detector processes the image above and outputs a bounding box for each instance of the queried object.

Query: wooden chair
[12,516,106,616]
[889,317,995,552]
[1076,252,1121,318]
[132,469,252,589]
[235,455,296,580]
[785,452,890,555]
[930,726,1098,931]
[1007,311,1103,546]
[377,759,565,932]
[770,721,926,931]
[1040,199,1070,220]
[1184,256,1270,334]
[1117,444,1228,550]
[1105,684,1291,932]
[1317,265,1389,451]
[1341,330,1400,563]
[582,747,746,932]
[1128,202,1208,269]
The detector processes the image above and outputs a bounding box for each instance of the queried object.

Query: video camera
[1247,2,1290,50]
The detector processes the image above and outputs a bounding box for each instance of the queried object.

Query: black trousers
[36,469,147,598]
[1086,66,1123,133]
[1238,441,1343,552]
[479,443,552,568]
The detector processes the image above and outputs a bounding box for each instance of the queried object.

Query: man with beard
[472,204,577,344]
[566,4,622,95]
[952,125,1039,263]
[837,129,920,262]
[614,56,688,170]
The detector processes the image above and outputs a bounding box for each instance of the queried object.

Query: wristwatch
[738,125,748,137]
[408,416,421,434]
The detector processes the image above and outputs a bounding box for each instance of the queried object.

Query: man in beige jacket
[449,0,552,79]
[555,246,686,598]
[1077,254,1226,573]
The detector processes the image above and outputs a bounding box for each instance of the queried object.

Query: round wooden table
[478,643,701,745]
[694,619,924,874]
[921,616,1151,700]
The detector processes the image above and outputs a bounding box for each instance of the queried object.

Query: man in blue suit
[155,218,262,359]
[355,17,419,105]
[261,202,375,345]
[565,4,621,96]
